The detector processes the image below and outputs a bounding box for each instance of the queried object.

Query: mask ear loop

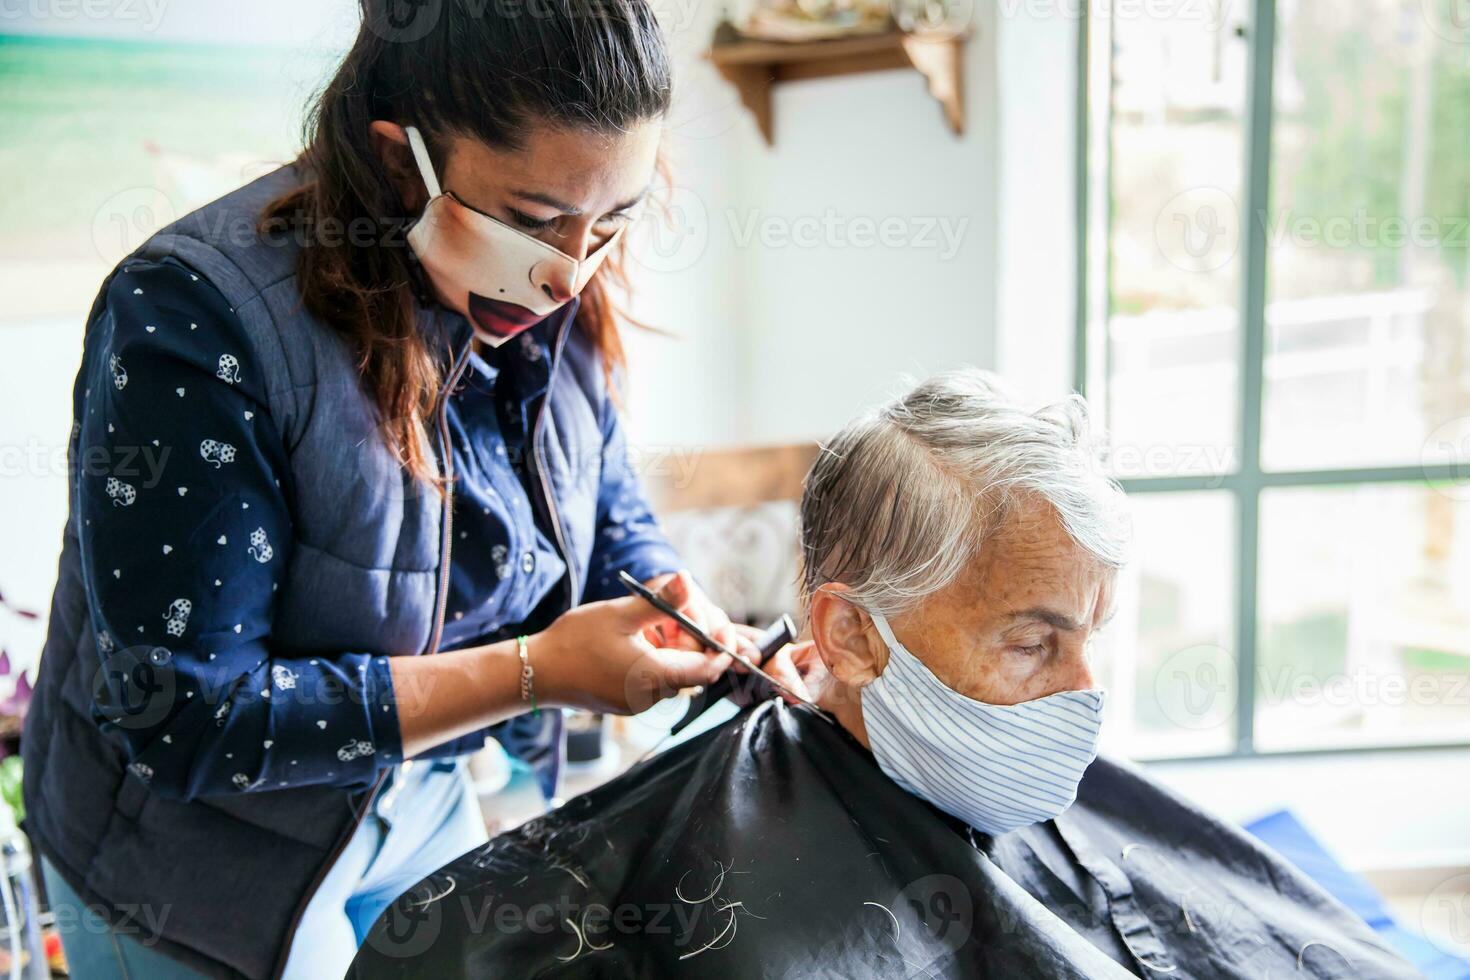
[866,609,905,656]
[403,125,442,200]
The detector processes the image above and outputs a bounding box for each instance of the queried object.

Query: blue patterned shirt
[79,258,680,799]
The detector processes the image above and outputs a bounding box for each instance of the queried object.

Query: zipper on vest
[528,319,578,611]
[426,340,475,656]
[522,322,577,800]
[268,769,384,980]
[269,336,473,980]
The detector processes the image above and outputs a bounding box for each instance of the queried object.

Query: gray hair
[798,368,1130,618]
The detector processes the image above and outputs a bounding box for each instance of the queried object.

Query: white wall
[624,6,1011,449]
[617,0,756,449]
[731,43,1001,445]
[994,3,1084,403]
[622,1,1089,448]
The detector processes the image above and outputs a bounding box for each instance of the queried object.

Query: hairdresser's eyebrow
[611,183,654,213]
[510,182,653,216]
[510,189,581,215]
[1006,607,1086,632]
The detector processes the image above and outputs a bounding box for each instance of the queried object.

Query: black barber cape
[349,700,1417,979]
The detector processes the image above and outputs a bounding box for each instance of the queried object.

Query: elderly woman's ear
[808,585,889,688]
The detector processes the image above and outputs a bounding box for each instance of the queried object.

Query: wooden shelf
[707,22,968,146]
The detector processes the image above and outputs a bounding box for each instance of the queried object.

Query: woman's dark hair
[265,0,672,483]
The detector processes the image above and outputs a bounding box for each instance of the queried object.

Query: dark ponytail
[264,0,672,483]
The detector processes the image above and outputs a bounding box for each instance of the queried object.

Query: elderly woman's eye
[1015,644,1047,657]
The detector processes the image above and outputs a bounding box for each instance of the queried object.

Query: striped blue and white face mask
[862,610,1105,837]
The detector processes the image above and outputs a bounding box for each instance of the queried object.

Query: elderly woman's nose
[1053,651,1098,694]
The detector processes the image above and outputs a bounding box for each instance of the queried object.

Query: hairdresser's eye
[509,209,556,232]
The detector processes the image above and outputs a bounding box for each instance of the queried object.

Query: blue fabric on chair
[1245,809,1470,980]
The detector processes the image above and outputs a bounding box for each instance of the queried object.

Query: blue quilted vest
[22,166,613,978]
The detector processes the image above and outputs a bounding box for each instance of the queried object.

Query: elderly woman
[793,366,1127,838]
[349,370,1416,979]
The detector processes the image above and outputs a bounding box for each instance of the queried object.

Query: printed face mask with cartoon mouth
[403,125,626,346]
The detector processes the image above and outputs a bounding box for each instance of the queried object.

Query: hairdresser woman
[19,2,777,977]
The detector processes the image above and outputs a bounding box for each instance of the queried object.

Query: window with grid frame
[1078,0,1470,759]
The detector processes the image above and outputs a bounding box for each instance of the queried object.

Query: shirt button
[521,552,536,575]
